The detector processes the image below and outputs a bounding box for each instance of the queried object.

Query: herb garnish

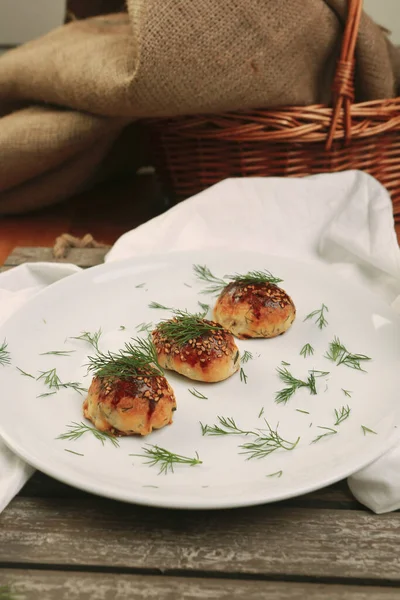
[281,360,291,366]
[300,343,314,358]
[119,325,126,331]
[239,368,248,384]
[258,407,265,418]
[198,302,210,317]
[267,470,283,478]
[201,416,300,460]
[188,388,208,399]
[57,421,119,447]
[0,339,11,366]
[64,449,84,457]
[16,367,35,378]
[148,301,172,310]
[37,368,87,394]
[131,445,202,475]
[37,392,57,398]
[342,389,352,397]
[70,328,102,352]
[193,264,283,294]
[136,322,153,333]
[40,350,75,356]
[312,426,337,444]
[275,367,317,404]
[135,282,146,288]
[334,405,351,426]
[361,425,377,436]
[304,304,329,329]
[155,309,224,347]
[325,336,371,371]
[296,409,310,414]
[241,350,253,364]
[86,337,162,380]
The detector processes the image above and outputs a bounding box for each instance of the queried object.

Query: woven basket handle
[326,0,363,150]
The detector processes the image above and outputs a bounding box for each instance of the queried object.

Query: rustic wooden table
[1,245,399,600]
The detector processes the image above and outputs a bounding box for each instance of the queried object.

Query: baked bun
[83,373,177,436]
[152,315,240,382]
[213,281,296,339]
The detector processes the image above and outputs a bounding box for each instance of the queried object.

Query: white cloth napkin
[1,170,399,513]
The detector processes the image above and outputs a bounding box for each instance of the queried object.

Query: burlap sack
[0,1,399,214]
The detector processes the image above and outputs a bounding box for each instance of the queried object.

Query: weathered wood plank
[20,471,359,508]
[0,570,398,600]
[1,498,399,581]
[4,247,110,268]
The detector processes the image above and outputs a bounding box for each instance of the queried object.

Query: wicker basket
[148,0,400,224]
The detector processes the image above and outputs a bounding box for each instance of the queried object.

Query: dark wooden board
[4,247,110,268]
[2,498,400,582]
[1,570,398,600]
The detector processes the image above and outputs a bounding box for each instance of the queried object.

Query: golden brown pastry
[213,281,296,339]
[83,372,176,437]
[152,313,240,382]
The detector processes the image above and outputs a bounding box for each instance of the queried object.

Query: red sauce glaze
[97,374,168,407]
[221,282,292,320]
[153,320,236,370]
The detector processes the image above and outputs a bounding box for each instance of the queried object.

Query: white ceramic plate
[0,251,399,510]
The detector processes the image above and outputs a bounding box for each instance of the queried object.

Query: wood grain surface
[2,570,400,600]
[2,497,400,582]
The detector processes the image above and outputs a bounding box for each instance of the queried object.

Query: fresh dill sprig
[241,350,253,364]
[240,421,300,460]
[304,304,329,329]
[311,426,337,444]
[37,368,61,388]
[0,339,11,366]
[188,388,208,399]
[342,389,352,397]
[309,369,330,378]
[227,269,283,286]
[58,382,87,394]
[201,416,300,460]
[57,421,119,447]
[136,322,153,333]
[197,301,210,317]
[36,368,86,395]
[275,367,316,404]
[325,336,371,371]
[40,350,75,356]
[193,264,283,294]
[281,360,291,366]
[16,366,35,378]
[130,445,202,475]
[193,264,227,294]
[300,343,314,358]
[266,470,283,478]
[239,367,248,384]
[296,409,310,414]
[234,350,240,365]
[361,425,377,436]
[258,407,265,418]
[86,336,162,380]
[155,309,224,347]
[135,282,146,288]
[64,449,84,456]
[334,405,351,426]
[148,301,172,310]
[200,416,252,437]
[70,328,102,352]
[119,325,126,331]
[37,392,57,398]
